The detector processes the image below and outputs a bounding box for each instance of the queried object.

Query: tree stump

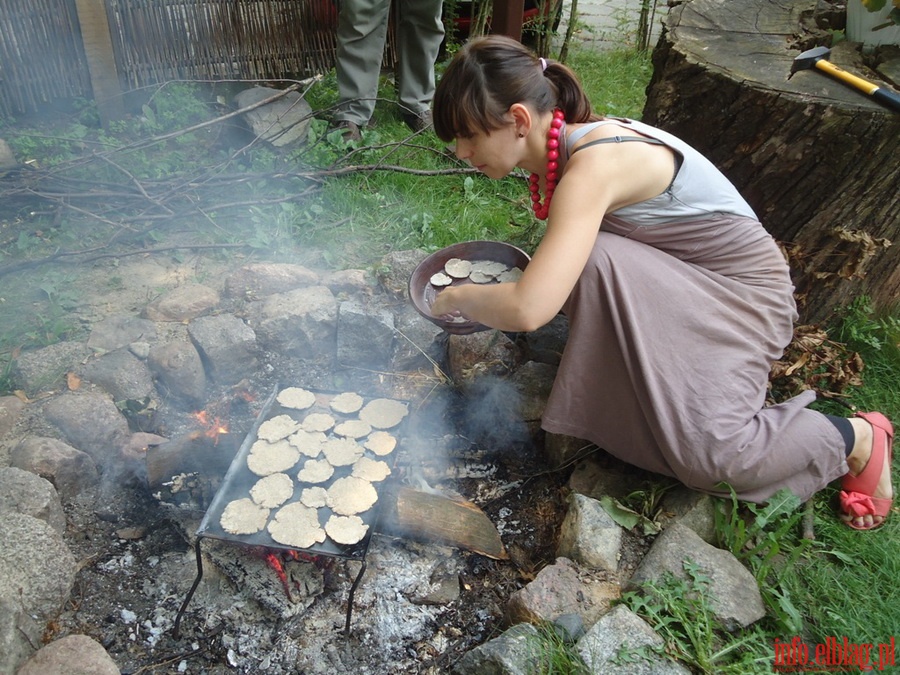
[642,0,900,323]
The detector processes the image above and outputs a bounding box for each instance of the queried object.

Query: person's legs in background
[395,0,444,131]
[333,0,391,139]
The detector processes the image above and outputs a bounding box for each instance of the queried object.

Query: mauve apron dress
[540,119,847,503]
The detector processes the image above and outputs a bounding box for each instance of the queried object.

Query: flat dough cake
[247,439,300,476]
[220,498,269,535]
[364,430,397,456]
[267,502,325,549]
[257,414,301,442]
[288,429,327,457]
[329,391,364,414]
[322,437,364,467]
[351,456,391,482]
[324,514,369,545]
[276,387,317,411]
[326,476,378,515]
[297,458,334,484]
[358,398,408,429]
[249,473,294,508]
[302,412,335,433]
[333,419,372,439]
[300,486,328,508]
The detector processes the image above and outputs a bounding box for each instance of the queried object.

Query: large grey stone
[0,467,66,534]
[626,523,765,631]
[16,633,120,675]
[0,512,75,621]
[506,557,618,628]
[0,597,42,675]
[10,341,93,396]
[147,340,207,406]
[577,605,692,675]
[142,283,219,322]
[223,262,319,299]
[377,248,428,300]
[451,622,543,675]
[78,348,155,402]
[10,436,99,501]
[41,392,130,467]
[0,395,26,439]
[250,286,337,360]
[656,486,718,544]
[188,313,258,384]
[391,305,446,371]
[86,314,157,352]
[557,492,623,573]
[336,299,395,370]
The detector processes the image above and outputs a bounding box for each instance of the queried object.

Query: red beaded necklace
[528,108,565,220]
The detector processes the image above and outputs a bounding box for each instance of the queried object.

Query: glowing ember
[264,550,293,601]
[191,410,229,444]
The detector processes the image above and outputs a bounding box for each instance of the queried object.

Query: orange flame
[191,410,229,444]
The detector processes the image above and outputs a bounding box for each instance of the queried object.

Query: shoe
[402,109,432,133]
[333,120,362,142]
[839,411,894,530]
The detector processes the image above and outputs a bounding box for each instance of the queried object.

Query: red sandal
[839,411,894,531]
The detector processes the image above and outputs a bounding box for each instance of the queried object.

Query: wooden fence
[0,0,394,120]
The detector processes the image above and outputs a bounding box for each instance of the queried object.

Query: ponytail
[433,36,602,142]
[543,62,600,124]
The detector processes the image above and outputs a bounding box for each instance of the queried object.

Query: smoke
[456,375,531,455]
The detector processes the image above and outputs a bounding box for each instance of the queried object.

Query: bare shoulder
[563,121,676,208]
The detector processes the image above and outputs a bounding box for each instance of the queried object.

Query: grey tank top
[566,118,758,226]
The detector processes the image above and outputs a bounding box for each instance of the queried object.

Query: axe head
[790,45,831,77]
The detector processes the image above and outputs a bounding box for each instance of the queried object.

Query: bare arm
[431,129,677,331]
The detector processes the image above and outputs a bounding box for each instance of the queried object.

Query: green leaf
[599,495,661,534]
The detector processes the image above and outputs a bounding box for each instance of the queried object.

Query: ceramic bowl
[408,241,531,335]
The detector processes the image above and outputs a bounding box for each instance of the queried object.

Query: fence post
[74,0,124,127]
[492,0,525,40]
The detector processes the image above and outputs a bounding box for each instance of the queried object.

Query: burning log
[380,485,508,560]
[145,431,237,491]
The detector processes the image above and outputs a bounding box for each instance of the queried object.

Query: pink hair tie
[540,57,548,71]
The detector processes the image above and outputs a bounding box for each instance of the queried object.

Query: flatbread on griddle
[326,476,378,515]
[324,514,369,545]
[247,438,300,476]
[351,456,391,482]
[299,486,328,508]
[267,502,325,549]
[220,498,269,535]
[276,387,317,411]
[364,430,397,456]
[257,414,301,442]
[249,472,294,508]
[322,437,364,467]
[329,391,364,414]
[288,429,327,457]
[334,419,372,439]
[302,412,335,433]
[358,398,408,429]
[297,458,334,484]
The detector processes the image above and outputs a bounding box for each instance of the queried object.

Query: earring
[518,132,525,138]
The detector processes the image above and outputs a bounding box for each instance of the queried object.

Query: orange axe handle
[814,60,900,113]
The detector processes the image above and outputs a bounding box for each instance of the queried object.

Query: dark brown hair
[432,35,600,142]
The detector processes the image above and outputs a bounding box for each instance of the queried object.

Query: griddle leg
[343,560,367,636]
[173,537,205,640]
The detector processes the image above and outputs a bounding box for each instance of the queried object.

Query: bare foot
[843,417,893,529]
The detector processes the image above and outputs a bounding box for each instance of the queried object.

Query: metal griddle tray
[196,384,407,560]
